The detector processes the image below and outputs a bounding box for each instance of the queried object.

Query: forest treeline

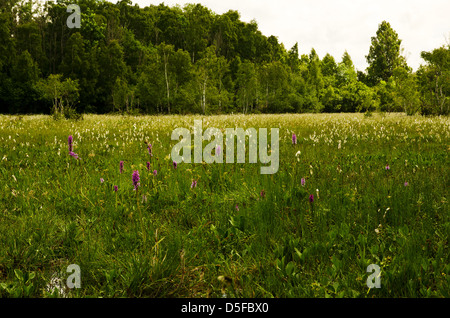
[0,0,448,116]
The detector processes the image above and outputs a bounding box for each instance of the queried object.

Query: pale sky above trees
[119,0,450,72]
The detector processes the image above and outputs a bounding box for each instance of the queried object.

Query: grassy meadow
[0,112,448,298]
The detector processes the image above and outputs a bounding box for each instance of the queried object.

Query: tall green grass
[0,113,448,298]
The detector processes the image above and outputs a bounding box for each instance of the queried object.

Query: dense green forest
[0,0,448,116]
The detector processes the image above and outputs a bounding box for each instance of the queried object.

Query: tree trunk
[163,51,170,114]
[218,80,222,111]
[202,78,207,114]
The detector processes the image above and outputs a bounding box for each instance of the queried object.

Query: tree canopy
[0,1,448,116]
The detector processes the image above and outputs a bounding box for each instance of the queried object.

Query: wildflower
[383,207,390,218]
[153,170,157,176]
[120,161,124,174]
[301,178,305,186]
[113,185,118,192]
[147,143,153,157]
[68,135,73,152]
[385,164,390,170]
[100,178,104,183]
[309,194,314,203]
[216,145,221,156]
[292,133,297,145]
[375,224,382,234]
[260,189,265,198]
[146,162,151,171]
[69,151,79,160]
[132,170,140,190]
[191,180,197,188]
[173,161,177,169]
[404,181,409,187]
[235,204,239,211]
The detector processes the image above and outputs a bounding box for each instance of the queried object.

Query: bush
[52,106,83,121]
[64,106,83,120]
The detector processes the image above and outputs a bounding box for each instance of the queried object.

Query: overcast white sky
[113,0,450,71]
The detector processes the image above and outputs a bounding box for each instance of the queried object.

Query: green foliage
[64,106,83,120]
[0,1,446,116]
[194,46,231,114]
[417,46,450,115]
[366,21,407,85]
[0,269,37,297]
[112,77,132,113]
[97,40,127,112]
[391,67,421,115]
[35,74,80,118]
[236,59,257,114]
